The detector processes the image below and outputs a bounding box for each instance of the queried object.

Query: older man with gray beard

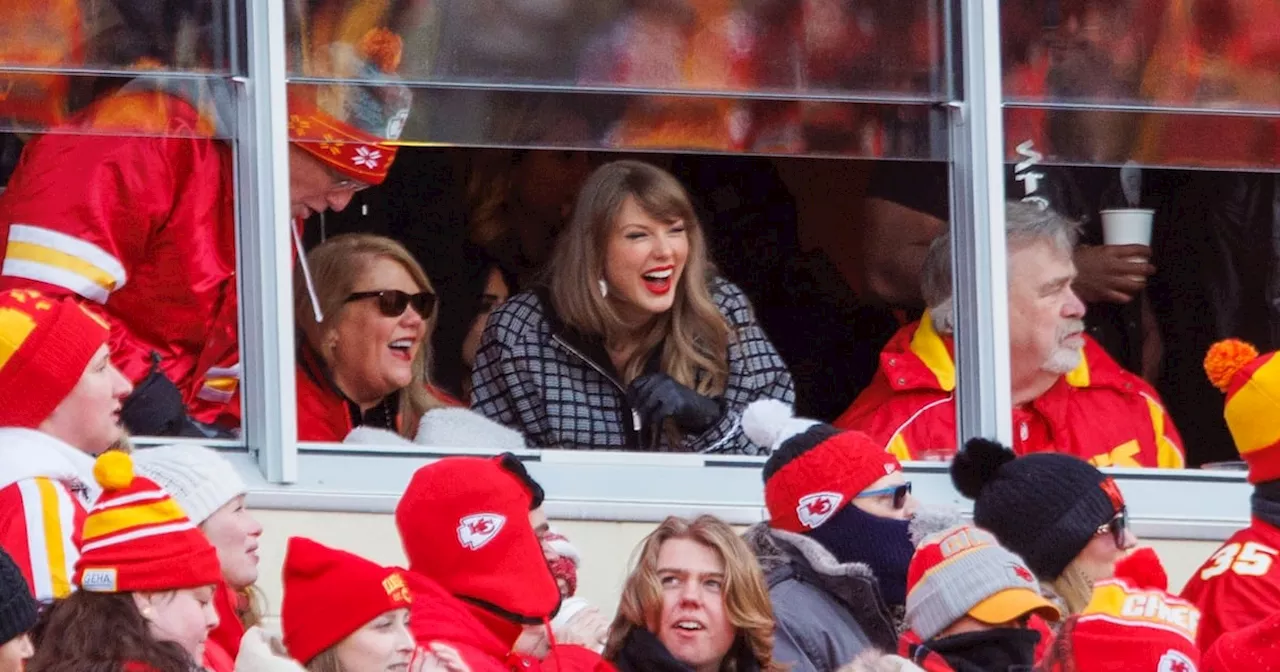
[835,201,1184,468]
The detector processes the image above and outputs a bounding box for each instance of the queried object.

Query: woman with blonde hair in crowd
[294,233,451,442]
[604,514,784,672]
[471,160,794,453]
[28,452,227,672]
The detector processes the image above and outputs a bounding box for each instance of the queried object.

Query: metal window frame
[221,0,1251,543]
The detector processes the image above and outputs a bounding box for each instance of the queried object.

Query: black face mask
[805,503,914,607]
[915,628,1041,672]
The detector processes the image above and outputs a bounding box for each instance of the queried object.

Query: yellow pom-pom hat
[1204,339,1280,484]
[72,451,222,593]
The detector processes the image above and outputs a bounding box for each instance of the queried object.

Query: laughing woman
[294,234,451,442]
[470,160,794,453]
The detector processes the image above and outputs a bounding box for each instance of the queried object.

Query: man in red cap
[0,288,133,603]
[0,22,411,437]
[395,456,613,671]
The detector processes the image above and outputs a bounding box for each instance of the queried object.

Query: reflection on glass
[288,82,946,159]
[288,0,948,99]
[0,0,238,131]
[1003,0,1280,110]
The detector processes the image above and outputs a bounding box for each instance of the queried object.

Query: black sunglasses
[856,482,913,510]
[345,290,436,319]
[1096,508,1130,549]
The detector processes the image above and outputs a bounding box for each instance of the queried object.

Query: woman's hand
[628,373,722,433]
[414,643,472,672]
[1073,244,1156,304]
[553,607,609,651]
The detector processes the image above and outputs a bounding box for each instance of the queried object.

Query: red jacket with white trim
[1181,518,1280,652]
[0,428,96,602]
[0,88,240,427]
[834,315,1185,468]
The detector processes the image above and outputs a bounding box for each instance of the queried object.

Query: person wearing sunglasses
[741,399,932,672]
[293,233,455,442]
[0,24,412,441]
[951,438,1139,660]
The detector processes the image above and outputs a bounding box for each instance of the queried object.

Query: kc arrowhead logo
[457,513,506,550]
[796,491,843,529]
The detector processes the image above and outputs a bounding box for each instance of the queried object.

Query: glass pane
[0,0,239,73]
[295,152,950,451]
[286,0,949,100]
[1002,0,1280,112]
[1001,162,1280,471]
[1005,106,1280,171]
[287,82,947,159]
[0,124,243,441]
[0,76,239,138]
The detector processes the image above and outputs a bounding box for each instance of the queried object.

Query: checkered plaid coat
[469,279,794,453]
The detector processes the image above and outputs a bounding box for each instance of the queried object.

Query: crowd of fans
[2,312,1280,669]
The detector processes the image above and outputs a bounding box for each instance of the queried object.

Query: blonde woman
[294,234,451,442]
[604,515,784,672]
[470,160,794,453]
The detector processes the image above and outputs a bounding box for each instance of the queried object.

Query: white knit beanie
[133,444,248,524]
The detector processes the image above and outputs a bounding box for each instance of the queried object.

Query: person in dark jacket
[470,160,794,453]
[898,525,1061,672]
[0,547,37,672]
[604,515,784,672]
[740,400,949,672]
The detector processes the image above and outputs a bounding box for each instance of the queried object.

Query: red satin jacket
[835,315,1185,468]
[0,89,240,427]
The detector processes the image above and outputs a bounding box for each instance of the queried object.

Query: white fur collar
[342,408,527,450]
[0,428,99,500]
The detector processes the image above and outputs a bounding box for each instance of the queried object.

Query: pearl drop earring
[598,279,608,298]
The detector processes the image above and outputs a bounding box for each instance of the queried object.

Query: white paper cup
[1101,208,1155,247]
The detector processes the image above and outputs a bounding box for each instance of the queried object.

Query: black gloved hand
[628,373,723,434]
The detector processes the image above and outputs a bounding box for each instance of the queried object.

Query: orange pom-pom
[1204,339,1260,392]
[358,28,403,74]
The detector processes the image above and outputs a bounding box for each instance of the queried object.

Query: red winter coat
[1181,518,1280,652]
[405,572,614,672]
[0,429,95,602]
[834,316,1185,468]
[0,88,240,427]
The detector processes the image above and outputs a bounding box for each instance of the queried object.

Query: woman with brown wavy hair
[470,159,793,453]
[604,515,784,672]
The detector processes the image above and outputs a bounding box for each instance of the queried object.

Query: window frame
[225,0,1256,541]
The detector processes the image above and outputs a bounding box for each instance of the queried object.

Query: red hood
[405,571,514,670]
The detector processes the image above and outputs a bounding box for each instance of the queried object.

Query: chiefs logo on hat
[796,491,843,529]
[1158,649,1197,672]
[1011,563,1036,584]
[457,513,506,550]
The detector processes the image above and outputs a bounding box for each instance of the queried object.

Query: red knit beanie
[0,288,110,428]
[744,400,902,533]
[281,537,413,665]
[73,452,222,593]
[394,457,560,631]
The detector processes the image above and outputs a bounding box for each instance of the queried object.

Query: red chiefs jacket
[0,428,96,602]
[834,316,1185,468]
[0,87,240,427]
[1181,518,1280,652]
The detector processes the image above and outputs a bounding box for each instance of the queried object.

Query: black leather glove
[627,373,723,434]
[121,353,237,439]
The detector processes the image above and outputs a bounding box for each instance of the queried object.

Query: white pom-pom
[743,399,800,451]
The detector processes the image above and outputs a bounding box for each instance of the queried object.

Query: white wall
[249,510,1221,619]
